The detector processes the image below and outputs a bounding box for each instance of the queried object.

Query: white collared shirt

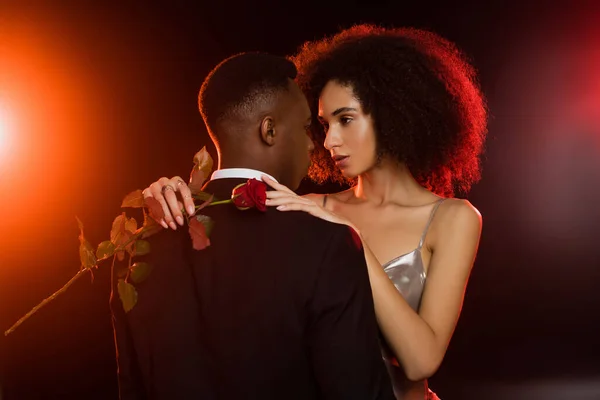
[210,168,278,183]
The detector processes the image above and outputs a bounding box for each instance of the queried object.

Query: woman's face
[318,80,378,178]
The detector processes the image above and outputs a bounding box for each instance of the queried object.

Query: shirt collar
[210,168,278,183]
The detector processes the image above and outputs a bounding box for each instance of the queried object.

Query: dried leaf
[117,279,137,313]
[129,262,153,284]
[122,218,138,256]
[189,147,213,194]
[110,214,127,244]
[141,212,164,239]
[76,217,96,269]
[125,218,137,233]
[188,169,206,195]
[96,240,116,259]
[195,214,214,237]
[76,216,85,233]
[79,241,96,270]
[121,190,145,208]
[194,147,213,173]
[134,240,150,256]
[110,213,133,251]
[188,217,210,250]
[144,197,165,222]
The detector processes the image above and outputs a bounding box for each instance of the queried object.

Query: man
[112,52,393,399]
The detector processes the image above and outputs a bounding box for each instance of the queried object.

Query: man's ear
[259,116,276,146]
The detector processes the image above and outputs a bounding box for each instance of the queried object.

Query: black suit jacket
[112,178,394,400]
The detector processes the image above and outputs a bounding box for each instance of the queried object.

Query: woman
[145,25,487,399]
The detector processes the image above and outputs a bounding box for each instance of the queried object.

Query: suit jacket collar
[203,168,275,201]
[210,168,277,183]
[202,178,249,201]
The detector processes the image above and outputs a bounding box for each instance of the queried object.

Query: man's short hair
[198,52,298,135]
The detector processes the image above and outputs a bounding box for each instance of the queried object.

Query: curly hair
[290,24,488,197]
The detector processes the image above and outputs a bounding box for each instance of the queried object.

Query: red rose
[231,179,267,212]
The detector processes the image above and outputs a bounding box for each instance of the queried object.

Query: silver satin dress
[381,199,445,400]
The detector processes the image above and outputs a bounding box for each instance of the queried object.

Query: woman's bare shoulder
[433,198,482,243]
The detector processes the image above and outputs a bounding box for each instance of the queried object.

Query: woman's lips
[332,155,349,168]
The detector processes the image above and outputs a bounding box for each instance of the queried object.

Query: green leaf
[195,214,214,237]
[117,279,137,313]
[75,217,96,269]
[121,190,145,208]
[134,240,150,256]
[96,240,116,259]
[130,262,153,284]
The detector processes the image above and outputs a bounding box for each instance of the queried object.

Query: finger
[142,194,169,229]
[166,177,189,225]
[152,177,171,197]
[261,175,295,195]
[163,186,184,227]
[173,177,195,215]
[151,181,177,230]
[142,188,153,199]
[265,196,315,207]
[141,189,170,229]
[266,190,301,200]
[275,202,321,216]
[147,182,171,229]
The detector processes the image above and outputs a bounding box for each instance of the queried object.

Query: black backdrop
[1,1,599,399]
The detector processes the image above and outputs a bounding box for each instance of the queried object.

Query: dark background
[1,1,599,399]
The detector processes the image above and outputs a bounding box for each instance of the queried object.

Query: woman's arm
[360,199,481,380]
[265,178,482,381]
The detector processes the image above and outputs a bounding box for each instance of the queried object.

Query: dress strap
[417,199,446,249]
[322,194,329,208]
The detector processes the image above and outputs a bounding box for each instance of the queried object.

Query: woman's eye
[340,117,352,125]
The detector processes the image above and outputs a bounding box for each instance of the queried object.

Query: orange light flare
[0,11,102,268]
[0,104,11,159]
